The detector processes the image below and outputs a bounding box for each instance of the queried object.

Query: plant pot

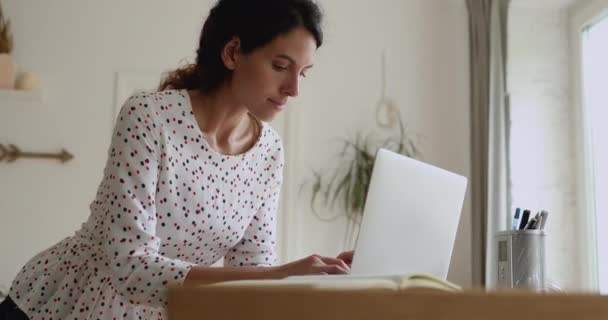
[0,53,17,89]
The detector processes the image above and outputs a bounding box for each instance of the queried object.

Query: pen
[524,211,541,230]
[518,210,531,230]
[512,208,521,230]
[539,210,549,230]
[535,214,543,230]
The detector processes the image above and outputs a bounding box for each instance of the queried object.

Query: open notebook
[207,273,462,292]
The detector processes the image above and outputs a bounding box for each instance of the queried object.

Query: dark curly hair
[159,0,323,93]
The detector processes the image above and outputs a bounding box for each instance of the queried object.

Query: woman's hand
[275,254,351,278]
[336,250,354,267]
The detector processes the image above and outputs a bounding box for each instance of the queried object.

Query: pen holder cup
[494,230,546,290]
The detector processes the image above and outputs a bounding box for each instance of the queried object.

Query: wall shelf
[0,89,44,104]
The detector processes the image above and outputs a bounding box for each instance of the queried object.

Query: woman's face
[226,26,317,121]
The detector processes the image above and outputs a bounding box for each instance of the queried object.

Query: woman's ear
[221,37,241,71]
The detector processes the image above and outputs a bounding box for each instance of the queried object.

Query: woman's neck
[187,88,259,155]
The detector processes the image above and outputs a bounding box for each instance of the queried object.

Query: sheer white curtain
[467,0,511,287]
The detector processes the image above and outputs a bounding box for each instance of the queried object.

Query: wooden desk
[168,285,608,320]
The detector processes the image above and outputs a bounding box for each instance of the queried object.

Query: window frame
[570,0,608,293]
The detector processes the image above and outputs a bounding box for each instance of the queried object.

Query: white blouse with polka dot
[9,89,284,319]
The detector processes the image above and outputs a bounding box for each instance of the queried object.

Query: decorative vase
[0,53,16,89]
[15,72,39,91]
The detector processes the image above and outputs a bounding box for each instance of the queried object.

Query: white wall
[0,0,473,290]
[508,3,582,290]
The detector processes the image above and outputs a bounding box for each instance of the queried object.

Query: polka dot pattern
[9,90,284,319]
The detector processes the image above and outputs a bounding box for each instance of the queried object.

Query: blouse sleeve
[97,94,195,308]
[223,142,284,267]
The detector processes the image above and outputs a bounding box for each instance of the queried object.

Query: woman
[0,0,353,319]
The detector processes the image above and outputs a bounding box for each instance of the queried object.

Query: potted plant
[301,113,421,249]
[0,1,16,89]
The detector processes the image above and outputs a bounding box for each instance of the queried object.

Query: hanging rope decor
[0,143,74,163]
[375,50,401,129]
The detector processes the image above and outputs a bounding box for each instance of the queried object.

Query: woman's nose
[282,74,300,97]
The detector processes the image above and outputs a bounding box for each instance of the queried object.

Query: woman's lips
[269,98,287,110]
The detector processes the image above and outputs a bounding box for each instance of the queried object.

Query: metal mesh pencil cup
[495,229,546,290]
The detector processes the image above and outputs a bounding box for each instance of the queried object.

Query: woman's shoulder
[257,121,284,162]
[116,89,189,124]
[259,122,283,147]
[120,89,187,112]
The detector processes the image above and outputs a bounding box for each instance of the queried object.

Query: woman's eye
[273,64,288,71]
[300,73,308,78]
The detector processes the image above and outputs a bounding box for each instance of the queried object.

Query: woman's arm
[184,254,350,286]
[98,94,197,307]
[184,265,281,285]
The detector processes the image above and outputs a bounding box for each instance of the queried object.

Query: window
[581,13,608,294]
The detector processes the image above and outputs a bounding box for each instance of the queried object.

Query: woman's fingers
[314,264,350,275]
[336,250,354,265]
[286,254,351,276]
[317,256,351,272]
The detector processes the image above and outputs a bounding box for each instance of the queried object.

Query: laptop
[290,148,468,280]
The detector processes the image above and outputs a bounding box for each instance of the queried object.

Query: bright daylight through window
[581,13,608,294]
